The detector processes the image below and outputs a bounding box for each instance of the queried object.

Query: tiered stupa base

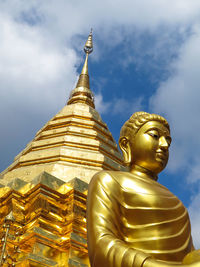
[0,172,89,267]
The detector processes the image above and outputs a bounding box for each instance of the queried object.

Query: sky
[0,0,200,247]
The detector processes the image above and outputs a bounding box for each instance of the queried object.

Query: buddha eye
[149,133,159,139]
[147,130,159,139]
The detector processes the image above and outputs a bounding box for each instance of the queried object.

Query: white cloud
[95,93,143,116]
[2,0,200,50]
[150,25,200,248]
[111,96,143,115]
[0,10,79,171]
[1,0,200,120]
[188,190,200,248]
[186,157,200,185]
[95,93,111,114]
[150,25,200,172]
[0,14,78,109]
[25,0,200,33]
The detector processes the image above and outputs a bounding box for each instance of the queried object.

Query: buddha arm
[87,172,151,267]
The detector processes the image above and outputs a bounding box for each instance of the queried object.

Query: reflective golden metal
[0,31,125,266]
[1,30,124,185]
[68,29,94,106]
[87,112,200,267]
[84,29,93,54]
[0,211,20,266]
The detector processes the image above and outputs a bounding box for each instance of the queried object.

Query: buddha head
[119,111,171,175]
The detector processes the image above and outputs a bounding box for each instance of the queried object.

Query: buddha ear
[119,136,131,165]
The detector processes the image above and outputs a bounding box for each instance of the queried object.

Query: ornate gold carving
[0,174,90,266]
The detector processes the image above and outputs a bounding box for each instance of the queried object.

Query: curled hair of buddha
[120,111,170,140]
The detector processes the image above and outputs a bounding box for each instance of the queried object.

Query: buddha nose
[159,136,169,150]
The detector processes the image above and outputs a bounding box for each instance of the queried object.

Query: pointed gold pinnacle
[84,29,93,54]
[67,30,95,108]
[76,29,93,87]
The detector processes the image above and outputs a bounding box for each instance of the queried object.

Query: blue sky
[0,0,200,247]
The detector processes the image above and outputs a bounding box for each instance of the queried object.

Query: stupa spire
[67,30,95,108]
[0,29,125,267]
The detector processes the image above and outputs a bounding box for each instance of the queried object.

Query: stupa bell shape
[0,31,125,267]
[0,30,125,185]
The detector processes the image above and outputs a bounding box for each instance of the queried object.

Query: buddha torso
[87,170,193,267]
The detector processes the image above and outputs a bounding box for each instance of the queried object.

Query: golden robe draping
[87,171,193,267]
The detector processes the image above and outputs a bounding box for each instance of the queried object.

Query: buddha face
[129,121,171,174]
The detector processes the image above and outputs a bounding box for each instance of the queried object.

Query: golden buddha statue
[87,111,200,267]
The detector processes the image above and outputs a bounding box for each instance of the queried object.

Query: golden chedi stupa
[0,31,125,266]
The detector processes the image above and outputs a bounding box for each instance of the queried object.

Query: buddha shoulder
[89,170,175,198]
[89,170,132,188]
[89,170,123,197]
